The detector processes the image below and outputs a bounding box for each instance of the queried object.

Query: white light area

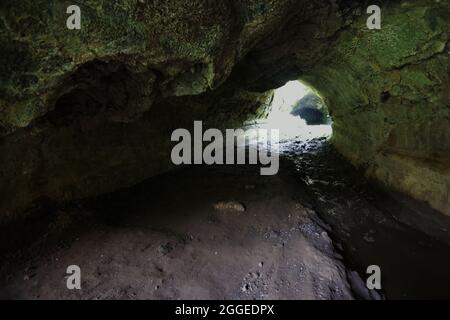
[269,80,309,120]
[242,81,332,147]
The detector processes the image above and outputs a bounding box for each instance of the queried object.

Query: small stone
[158,242,173,256]
[258,261,264,268]
[213,201,246,212]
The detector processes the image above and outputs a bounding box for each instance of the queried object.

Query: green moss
[159,25,223,58]
[401,70,432,89]
[370,7,445,67]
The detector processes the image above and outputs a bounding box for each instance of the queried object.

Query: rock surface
[0,162,354,300]
[0,0,449,221]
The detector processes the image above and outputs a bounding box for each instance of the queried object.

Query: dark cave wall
[0,0,449,221]
[306,3,450,216]
[0,0,283,222]
[0,69,272,222]
[232,1,450,215]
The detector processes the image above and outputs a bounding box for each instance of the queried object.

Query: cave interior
[0,0,449,300]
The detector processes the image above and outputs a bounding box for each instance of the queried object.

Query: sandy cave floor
[1,136,450,300]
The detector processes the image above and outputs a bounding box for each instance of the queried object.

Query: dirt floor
[1,133,450,300]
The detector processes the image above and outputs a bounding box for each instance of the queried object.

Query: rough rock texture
[232,0,450,215]
[311,3,450,216]
[0,0,449,221]
[0,74,272,222]
[291,92,330,124]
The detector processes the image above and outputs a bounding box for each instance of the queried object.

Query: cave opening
[250,80,332,142]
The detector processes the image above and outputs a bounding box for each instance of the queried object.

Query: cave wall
[308,2,450,216]
[0,0,283,222]
[0,0,295,134]
[0,63,272,222]
[232,0,450,215]
[0,0,449,221]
